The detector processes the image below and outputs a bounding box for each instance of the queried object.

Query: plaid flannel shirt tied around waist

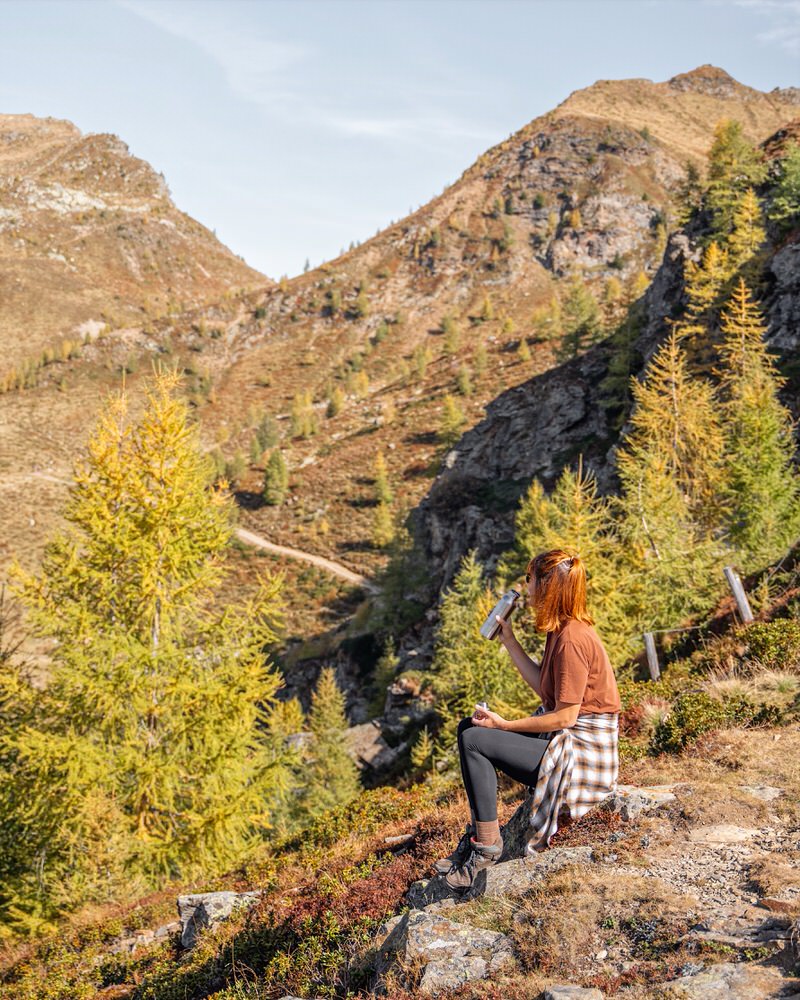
[525,703,619,854]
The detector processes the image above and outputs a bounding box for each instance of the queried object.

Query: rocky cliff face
[412,154,800,609]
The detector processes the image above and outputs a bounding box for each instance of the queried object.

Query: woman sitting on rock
[436,548,622,892]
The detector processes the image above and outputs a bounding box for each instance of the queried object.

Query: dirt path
[235,526,378,593]
[27,472,377,593]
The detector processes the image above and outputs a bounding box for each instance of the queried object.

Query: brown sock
[474,819,500,845]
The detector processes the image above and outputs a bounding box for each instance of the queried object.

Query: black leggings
[457,718,552,822]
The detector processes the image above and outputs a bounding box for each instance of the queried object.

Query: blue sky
[1,0,798,279]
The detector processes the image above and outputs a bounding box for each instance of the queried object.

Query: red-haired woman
[436,549,622,892]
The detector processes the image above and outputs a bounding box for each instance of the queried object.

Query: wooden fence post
[643,632,660,681]
[723,565,754,623]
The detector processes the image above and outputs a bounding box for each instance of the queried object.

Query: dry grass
[509,866,697,992]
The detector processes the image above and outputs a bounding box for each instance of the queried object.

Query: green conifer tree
[300,668,360,820]
[442,315,460,355]
[557,276,601,360]
[430,552,534,746]
[705,119,768,238]
[768,139,800,228]
[263,449,289,505]
[0,371,291,932]
[716,278,800,569]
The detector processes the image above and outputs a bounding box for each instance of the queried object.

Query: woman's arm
[494,615,542,697]
[473,700,581,732]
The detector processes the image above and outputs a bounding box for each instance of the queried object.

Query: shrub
[650,689,782,754]
[740,620,800,673]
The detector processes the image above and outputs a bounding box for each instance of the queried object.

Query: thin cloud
[116,0,494,146]
[730,0,800,53]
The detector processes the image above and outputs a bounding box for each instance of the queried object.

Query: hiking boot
[444,834,503,893]
[432,823,474,875]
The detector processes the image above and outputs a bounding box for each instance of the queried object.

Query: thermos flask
[479,589,521,640]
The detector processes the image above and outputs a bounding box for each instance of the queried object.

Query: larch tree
[496,462,634,664]
[716,278,800,570]
[705,119,768,239]
[430,551,535,753]
[726,187,766,279]
[0,370,293,934]
[616,337,728,630]
[299,667,360,820]
[621,330,727,528]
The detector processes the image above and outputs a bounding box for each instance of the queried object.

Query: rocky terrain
[2,719,798,998]
[0,113,267,375]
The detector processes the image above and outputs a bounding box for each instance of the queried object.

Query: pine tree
[705,119,768,239]
[430,551,534,745]
[300,668,360,820]
[374,451,393,504]
[354,288,370,319]
[768,139,800,228]
[1,371,292,931]
[617,444,725,631]
[675,159,704,226]
[439,395,466,446]
[716,278,800,569]
[263,449,289,505]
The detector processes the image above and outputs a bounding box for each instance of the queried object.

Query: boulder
[688,825,759,845]
[501,784,678,858]
[601,783,679,822]
[176,890,261,949]
[738,784,784,802]
[407,846,594,908]
[543,987,606,1000]
[680,911,792,951]
[659,960,800,998]
[344,720,408,773]
[375,909,514,995]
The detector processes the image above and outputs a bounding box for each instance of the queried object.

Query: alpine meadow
[1,60,800,1000]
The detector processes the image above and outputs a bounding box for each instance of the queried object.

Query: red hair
[525,549,593,632]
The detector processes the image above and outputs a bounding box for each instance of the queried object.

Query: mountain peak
[667,64,743,98]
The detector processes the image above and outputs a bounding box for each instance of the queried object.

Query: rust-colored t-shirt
[539,619,621,715]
